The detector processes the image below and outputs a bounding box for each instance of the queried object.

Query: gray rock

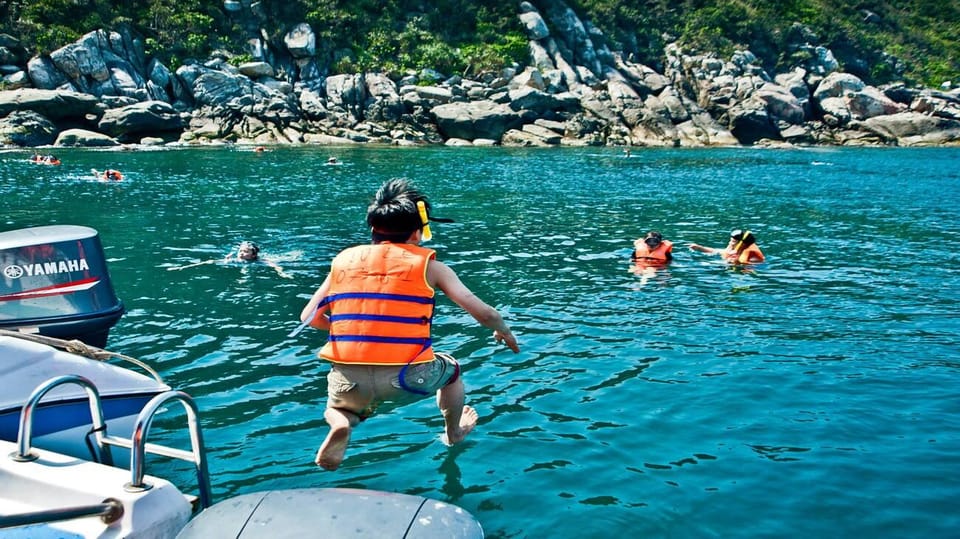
[98,100,184,141]
[727,98,780,144]
[519,12,550,40]
[521,122,562,144]
[859,111,960,143]
[326,74,367,120]
[0,88,99,120]
[1,70,30,90]
[284,23,316,59]
[432,100,532,141]
[756,82,806,124]
[813,72,866,101]
[26,56,70,90]
[239,62,275,79]
[54,128,119,146]
[502,128,552,146]
[0,110,58,146]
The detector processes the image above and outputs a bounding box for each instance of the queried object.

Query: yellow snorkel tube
[732,230,752,263]
[417,200,432,241]
[733,231,749,253]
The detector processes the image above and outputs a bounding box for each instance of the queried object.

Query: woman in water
[689,229,765,264]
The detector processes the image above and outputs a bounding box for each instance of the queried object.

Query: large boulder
[98,100,184,141]
[0,110,58,146]
[326,74,367,121]
[432,100,532,141]
[858,111,960,145]
[755,82,806,124]
[34,30,147,98]
[728,98,780,144]
[284,23,316,59]
[519,10,550,40]
[812,72,866,100]
[54,128,119,146]
[0,89,100,120]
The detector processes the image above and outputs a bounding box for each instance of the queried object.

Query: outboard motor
[0,225,124,348]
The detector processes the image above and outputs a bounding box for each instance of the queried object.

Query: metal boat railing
[5,374,213,528]
[9,374,113,465]
[0,498,124,529]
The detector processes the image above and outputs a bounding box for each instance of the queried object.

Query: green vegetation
[0,0,956,86]
[573,0,960,86]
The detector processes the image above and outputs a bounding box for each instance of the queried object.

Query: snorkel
[729,230,760,263]
[731,230,747,254]
[417,200,432,241]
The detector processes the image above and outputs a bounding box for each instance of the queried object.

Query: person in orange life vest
[93,169,123,181]
[689,229,765,263]
[632,230,673,266]
[296,178,520,471]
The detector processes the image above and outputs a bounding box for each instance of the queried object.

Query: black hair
[367,178,429,241]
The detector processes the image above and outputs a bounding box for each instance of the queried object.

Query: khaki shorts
[326,352,460,419]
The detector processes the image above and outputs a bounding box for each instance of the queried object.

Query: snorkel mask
[644,232,663,248]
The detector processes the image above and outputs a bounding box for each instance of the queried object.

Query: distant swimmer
[690,229,765,264]
[91,169,123,181]
[623,147,632,158]
[630,230,672,284]
[631,230,673,266]
[254,146,266,153]
[31,154,61,165]
[167,240,292,278]
[326,156,341,165]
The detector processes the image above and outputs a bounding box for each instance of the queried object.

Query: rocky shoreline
[1,0,959,150]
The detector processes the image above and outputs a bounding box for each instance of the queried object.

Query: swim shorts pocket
[326,368,357,396]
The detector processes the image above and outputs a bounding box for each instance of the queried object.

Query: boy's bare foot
[316,424,350,470]
[441,405,478,446]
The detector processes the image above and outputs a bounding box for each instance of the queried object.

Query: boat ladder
[4,374,213,528]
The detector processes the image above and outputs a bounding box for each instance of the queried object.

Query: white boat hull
[0,439,192,538]
[0,334,169,463]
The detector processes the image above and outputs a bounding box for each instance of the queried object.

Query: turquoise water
[2,145,959,537]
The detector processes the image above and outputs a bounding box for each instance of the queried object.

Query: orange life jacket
[318,243,436,365]
[725,244,765,264]
[633,240,673,264]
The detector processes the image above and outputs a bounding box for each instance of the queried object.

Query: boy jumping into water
[297,178,519,470]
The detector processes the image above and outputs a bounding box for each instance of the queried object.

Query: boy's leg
[437,378,478,446]
[316,407,359,470]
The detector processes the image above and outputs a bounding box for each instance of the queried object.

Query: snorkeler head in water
[236,241,260,261]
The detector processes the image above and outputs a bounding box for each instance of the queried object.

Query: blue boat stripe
[326,292,435,305]
[329,313,429,324]
[329,335,433,346]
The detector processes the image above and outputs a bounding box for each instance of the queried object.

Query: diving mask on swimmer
[644,232,663,248]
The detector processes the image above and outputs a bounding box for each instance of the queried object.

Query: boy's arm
[428,261,519,353]
[300,274,332,330]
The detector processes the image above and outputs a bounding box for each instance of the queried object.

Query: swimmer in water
[689,229,765,264]
[167,241,292,278]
